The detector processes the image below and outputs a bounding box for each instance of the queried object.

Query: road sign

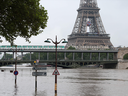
[36,59,39,63]
[52,69,60,75]
[14,70,18,75]
[34,61,36,63]
[32,72,47,76]
[32,67,47,70]
[34,61,36,65]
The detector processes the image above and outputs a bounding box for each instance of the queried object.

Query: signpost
[32,72,47,76]
[32,61,47,93]
[32,67,47,70]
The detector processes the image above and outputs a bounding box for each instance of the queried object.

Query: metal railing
[0,45,65,49]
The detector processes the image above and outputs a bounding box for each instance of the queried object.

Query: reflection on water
[0,67,128,96]
[14,85,18,96]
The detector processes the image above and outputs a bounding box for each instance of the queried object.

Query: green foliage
[1,52,114,61]
[22,52,40,60]
[67,46,76,50]
[100,53,107,60]
[49,53,55,60]
[66,53,73,60]
[75,53,82,60]
[83,53,90,60]
[0,0,48,43]
[57,53,64,60]
[88,48,92,50]
[23,53,30,60]
[40,53,47,60]
[123,54,128,60]
[105,49,110,50]
[66,46,75,60]
[109,53,113,60]
[1,54,13,60]
[22,52,65,60]
[92,53,98,60]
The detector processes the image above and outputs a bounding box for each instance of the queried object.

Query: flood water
[0,66,128,96]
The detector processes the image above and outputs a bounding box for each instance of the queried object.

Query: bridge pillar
[107,53,109,60]
[98,53,100,60]
[113,53,117,60]
[47,52,49,60]
[81,53,83,60]
[4,52,6,60]
[38,53,40,60]
[73,53,74,61]
[21,52,23,60]
[64,52,66,60]
[13,52,14,60]
[90,53,92,60]
[30,52,31,61]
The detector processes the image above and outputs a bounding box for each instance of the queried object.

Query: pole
[44,36,67,95]
[35,64,37,93]
[55,36,57,94]
[15,47,17,85]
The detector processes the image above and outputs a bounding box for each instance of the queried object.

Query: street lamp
[0,37,3,43]
[11,43,18,85]
[44,35,68,94]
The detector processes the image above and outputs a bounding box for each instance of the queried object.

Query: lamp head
[44,40,51,43]
[62,40,68,43]
[0,40,2,43]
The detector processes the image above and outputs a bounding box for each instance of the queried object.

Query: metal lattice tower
[72,0,106,34]
[66,0,113,50]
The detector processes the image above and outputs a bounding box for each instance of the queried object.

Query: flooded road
[0,66,128,96]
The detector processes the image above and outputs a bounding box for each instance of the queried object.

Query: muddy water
[0,66,128,96]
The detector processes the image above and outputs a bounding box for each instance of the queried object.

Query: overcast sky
[1,0,128,47]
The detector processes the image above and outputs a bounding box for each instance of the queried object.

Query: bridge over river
[0,45,118,68]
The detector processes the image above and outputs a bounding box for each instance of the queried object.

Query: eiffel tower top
[65,0,113,49]
[71,0,106,35]
[80,0,98,8]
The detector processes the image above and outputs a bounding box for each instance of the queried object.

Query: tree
[0,0,48,43]
[123,54,128,60]
[1,53,13,60]
[67,46,76,50]
[83,53,90,60]
[66,46,75,60]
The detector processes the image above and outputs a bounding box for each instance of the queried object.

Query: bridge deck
[0,49,118,52]
[0,60,118,68]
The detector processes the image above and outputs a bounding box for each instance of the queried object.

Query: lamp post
[11,43,18,85]
[15,45,17,85]
[44,36,68,94]
[0,37,3,43]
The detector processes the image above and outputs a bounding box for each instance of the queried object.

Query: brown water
[0,66,128,96]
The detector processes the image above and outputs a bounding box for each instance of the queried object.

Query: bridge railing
[0,45,65,49]
[0,59,118,62]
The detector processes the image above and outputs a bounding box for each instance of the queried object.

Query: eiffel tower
[65,0,113,50]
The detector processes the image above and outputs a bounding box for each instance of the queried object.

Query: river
[0,66,128,96]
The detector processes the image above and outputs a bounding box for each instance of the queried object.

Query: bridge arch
[117,48,128,60]
[123,53,128,60]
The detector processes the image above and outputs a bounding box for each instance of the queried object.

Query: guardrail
[0,45,65,49]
